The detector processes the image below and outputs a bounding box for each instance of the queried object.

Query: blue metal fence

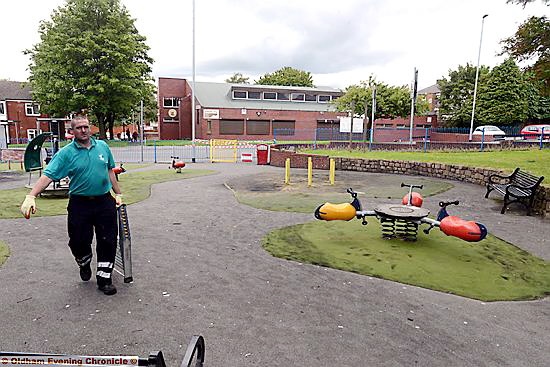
[273,126,549,152]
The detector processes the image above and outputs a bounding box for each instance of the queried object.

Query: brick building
[157,78,346,140]
[0,80,66,147]
[417,84,440,118]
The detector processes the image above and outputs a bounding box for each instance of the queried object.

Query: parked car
[520,124,550,139]
[472,125,506,140]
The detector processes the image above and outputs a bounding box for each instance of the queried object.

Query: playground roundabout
[226,170,550,302]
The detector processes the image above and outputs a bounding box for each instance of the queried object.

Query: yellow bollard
[329,158,335,185]
[307,157,312,187]
[285,158,290,184]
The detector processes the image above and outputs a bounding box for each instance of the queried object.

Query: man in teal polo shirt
[20,116,123,295]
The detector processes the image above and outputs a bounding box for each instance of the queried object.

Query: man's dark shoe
[79,263,92,281]
[98,283,117,295]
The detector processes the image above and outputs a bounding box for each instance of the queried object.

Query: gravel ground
[0,163,549,367]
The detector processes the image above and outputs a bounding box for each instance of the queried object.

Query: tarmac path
[0,163,549,366]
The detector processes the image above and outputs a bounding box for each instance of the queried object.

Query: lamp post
[191,0,196,162]
[469,14,488,141]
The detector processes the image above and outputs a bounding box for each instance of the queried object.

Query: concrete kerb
[0,163,549,367]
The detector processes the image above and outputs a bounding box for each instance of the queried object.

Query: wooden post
[285,158,290,184]
[329,158,335,185]
[307,157,312,187]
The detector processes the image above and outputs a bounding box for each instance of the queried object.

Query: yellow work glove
[115,194,123,207]
[21,195,37,219]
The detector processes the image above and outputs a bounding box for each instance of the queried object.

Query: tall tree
[225,72,249,84]
[500,16,550,95]
[335,76,427,125]
[525,76,550,121]
[476,58,530,125]
[437,63,490,127]
[256,66,314,87]
[26,0,154,139]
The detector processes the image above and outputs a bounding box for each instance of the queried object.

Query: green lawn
[235,179,452,214]
[263,219,550,301]
[0,162,150,173]
[0,240,9,266]
[227,180,550,301]
[0,162,24,172]
[0,168,216,219]
[300,148,550,179]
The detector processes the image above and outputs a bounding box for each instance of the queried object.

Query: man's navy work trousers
[67,193,117,286]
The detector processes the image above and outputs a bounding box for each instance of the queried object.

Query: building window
[318,95,331,103]
[305,94,316,102]
[263,92,276,100]
[25,103,40,116]
[272,120,295,135]
[0,101,5,115]
[277,92,289,101]
[219,119,244,135]
[396,124,407,129]
[291,93,305,102]
[246,120,270,135]
[233,90,247,99]
[163,97,180,108]
[248,91,261,100]
[27,129,37,140]
[331,95,340,101]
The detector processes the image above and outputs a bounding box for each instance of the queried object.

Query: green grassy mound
[263,220,550,301]
[231,174,452,214]
[0,241,9,267]
[0,168,216,219]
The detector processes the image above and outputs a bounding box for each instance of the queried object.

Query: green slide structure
[24,132,52,172]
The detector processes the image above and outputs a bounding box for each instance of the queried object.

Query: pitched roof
[194,81,342,112]
[0,80,33,100]
[417,84,440,95]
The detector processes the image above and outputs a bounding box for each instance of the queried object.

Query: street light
[191,0,196,163]
[469,14,488,141]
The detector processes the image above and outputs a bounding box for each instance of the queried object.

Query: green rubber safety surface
[228,171,453,213]
[262,220,550,302]
[0,168,216,219]
[0,240,9,267]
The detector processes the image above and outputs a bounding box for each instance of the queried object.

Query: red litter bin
[256,144,269,165]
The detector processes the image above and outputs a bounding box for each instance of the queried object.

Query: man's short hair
[70,115,89,129]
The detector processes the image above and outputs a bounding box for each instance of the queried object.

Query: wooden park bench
[485,168,544,215]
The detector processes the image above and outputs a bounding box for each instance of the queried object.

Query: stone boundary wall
[270,148,550,216]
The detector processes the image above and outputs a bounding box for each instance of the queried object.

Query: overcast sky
[1,0,547,90]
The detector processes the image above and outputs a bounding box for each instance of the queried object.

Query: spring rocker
[170,156,186,173]
[314,183,487,242]
[112,162,126,181]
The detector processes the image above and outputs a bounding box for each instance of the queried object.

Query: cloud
[196,0,400,79]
